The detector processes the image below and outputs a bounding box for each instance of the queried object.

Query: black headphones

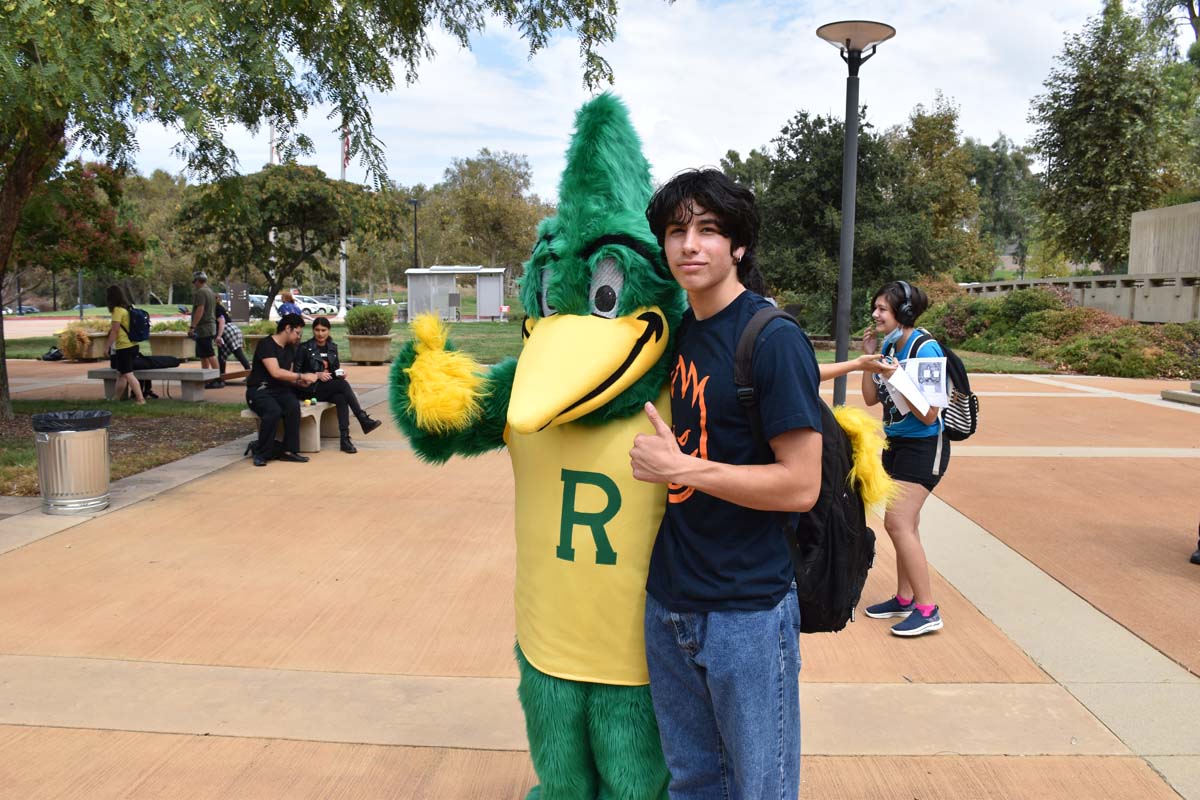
[896,280,915,326]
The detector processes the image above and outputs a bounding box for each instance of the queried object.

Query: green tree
[178,163,364,315]
[124,170,193,304]
[1030,0,1174,272]
[720,148,773,198]
[9,160,145,306]
[442,149,546,274]
[0,0,637,416]
[892,95,995,281]
[756,110,931,333]
[963,135,1039,270]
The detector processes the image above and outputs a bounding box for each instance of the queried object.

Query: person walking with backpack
[630,169,823,799]
[861,280,949,637]
[103,285,145,405]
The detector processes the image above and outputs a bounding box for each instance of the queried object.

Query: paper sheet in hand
[884,363,930,415]
[905,357,949,408]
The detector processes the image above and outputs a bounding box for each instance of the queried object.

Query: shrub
[57,319,111,360]
[346,304,394,335]
[993,287,1066,326]
[241,320,277,335]
[151,319,190,332]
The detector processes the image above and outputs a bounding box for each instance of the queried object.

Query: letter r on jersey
[557,469,621,565]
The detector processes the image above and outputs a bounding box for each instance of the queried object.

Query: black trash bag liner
[31,410,113,433]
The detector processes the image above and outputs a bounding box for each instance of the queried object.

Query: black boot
[340,433,358,454]
[358,415,382,435]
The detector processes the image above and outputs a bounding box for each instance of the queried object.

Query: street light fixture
[816,19,895,406]
[409,198,420,271]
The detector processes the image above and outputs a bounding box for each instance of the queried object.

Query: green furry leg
[588,682,670,800]
[516,644,669,800]
[517,643,598,800]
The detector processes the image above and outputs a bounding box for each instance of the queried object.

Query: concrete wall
[1128,202,1200,276]
[963,273,1200,323]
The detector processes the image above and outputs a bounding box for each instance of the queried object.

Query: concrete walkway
[0,363,1197,798]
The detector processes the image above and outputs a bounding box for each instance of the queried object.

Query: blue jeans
[644,587,801,800]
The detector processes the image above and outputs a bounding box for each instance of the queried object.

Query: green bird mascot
[390,94,685,799]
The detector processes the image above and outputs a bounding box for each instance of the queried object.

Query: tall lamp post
[409,199,420,271]
[816,20,895,406]
[338,125,350,319]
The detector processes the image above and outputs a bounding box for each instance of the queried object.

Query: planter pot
[242,334,269,356]
[149,331,195,360]
[347,334,393,365]
[76,331,109,361]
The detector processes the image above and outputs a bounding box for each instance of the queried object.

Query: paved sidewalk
[0,365,1197,798]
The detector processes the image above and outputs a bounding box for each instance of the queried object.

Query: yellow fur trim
[405,314,484,433]
[832,405,899,516]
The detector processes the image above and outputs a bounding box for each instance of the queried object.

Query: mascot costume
[390,94,684,799]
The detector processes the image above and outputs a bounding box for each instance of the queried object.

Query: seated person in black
[295,316,382,453]
[245,314,318,467]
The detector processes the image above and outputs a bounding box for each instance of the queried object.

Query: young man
[245,314,317,467]
[630,169,823,799]
[188,271,220,380]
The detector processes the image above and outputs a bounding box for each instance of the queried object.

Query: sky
[123,0,1191,202]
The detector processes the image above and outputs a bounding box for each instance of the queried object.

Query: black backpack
[885,329,979,441]
[121,306,151,342]
[734,308,877,634]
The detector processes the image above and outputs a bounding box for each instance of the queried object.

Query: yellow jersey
[505,388,669,685]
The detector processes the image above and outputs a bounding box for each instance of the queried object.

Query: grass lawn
[1,399,255,497]
[3,313,1054,373]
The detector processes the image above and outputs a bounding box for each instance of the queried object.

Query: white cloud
[120,0,1188,201]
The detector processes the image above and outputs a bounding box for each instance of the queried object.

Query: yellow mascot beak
[507,307,668,434]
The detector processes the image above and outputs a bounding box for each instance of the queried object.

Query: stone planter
[242,334,269,356]
[149,331,195,361]
[75,331,110,361]
[347,334,393,365]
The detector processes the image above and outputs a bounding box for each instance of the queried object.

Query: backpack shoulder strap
[908,329,935,357]
[734,307,800,449]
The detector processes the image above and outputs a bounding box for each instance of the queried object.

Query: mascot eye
[540,268,557,318]
[589,257,624,319]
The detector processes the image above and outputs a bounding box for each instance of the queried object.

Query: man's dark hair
[312,316,331,329]
[276,313,306,333]
[646,168,765,294]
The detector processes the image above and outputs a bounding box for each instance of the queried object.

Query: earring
[733,256,741,266]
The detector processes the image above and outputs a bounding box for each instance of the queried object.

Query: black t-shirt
[646,291,824,612]
[248,335,297,391]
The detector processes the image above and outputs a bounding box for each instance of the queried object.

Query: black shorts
[883,434,950,491]
[110,345,138,375]
[195,335,215,358]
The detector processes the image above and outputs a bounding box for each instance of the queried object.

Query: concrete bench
[240,401,339,453]
[87,367,220,402]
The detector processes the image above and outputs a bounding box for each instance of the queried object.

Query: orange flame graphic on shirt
[668,355,709,503]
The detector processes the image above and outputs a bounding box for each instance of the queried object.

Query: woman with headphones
[859,280,949,637]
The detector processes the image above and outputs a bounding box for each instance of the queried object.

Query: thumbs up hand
[631,402,682,484]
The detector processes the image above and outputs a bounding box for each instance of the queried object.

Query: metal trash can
[32,410,112,515]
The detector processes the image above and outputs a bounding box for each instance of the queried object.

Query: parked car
[71,303,95,311]
[373,298,395,306]
[298,294,336,315]
[249,294,267,315]
[16,304,39,314]
[345,296,370,308]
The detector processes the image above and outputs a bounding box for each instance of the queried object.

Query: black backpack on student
[886,328,980,441]
[121,306,151,342]
[734,308,876,634]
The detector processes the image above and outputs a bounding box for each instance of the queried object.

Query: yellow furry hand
[405,314,484,434]
[832,405,899,516]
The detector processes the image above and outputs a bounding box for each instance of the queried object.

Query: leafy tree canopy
[177,163,369,315]
[1029,0,1175,271]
